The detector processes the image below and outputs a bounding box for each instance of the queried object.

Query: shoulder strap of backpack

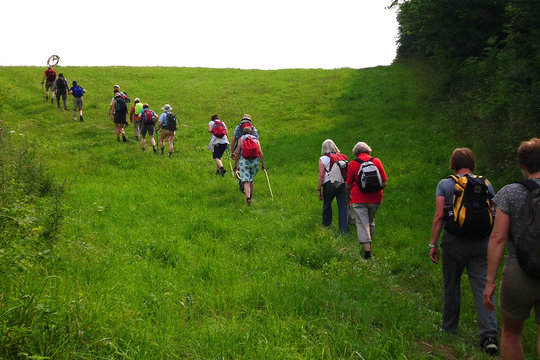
[514,179,540,191]
[353,158,365,165]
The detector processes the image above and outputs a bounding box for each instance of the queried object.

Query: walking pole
[263,168,274,200]
[225,148,235,177]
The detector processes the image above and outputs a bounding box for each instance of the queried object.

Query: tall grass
[0,64,534,359]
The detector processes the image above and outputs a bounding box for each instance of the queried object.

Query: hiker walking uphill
[139,103,158,152]
[234,127,266,205]
[483,138,540,360]
[68,81,86,122]
[346,142,387,260]
[318,139,349,234]
[231,114,259,155]
[41,66,57,103]
[130,98,144,141]
[110,89,129,142]
[54,73,69,110]
[429,148,498,355]
[155,104,177,158]
[207,114,230,176]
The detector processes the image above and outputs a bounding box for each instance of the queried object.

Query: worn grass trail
[0,65,533,359]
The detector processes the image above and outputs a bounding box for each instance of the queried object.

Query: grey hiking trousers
[441,233,498,341]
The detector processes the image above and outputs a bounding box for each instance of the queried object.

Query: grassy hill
[0,65,534,359]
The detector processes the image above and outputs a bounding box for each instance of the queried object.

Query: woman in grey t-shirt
[483,137,540,359]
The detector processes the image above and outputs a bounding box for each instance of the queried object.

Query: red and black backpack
[143,110,154,124]
[212,120,226,138]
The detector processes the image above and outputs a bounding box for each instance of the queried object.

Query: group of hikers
[319,137,540,359]
[40,67,267,205]
[41,66,86,121]
[41,66,540,358]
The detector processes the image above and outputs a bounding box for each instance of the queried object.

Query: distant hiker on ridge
[68,80,86,122]
[130,98,144,141]
[139,103,158,152]
[155,104,177,158]
[54,73,69,110]
[41,66,57,103]
[207,114,230,176]
[234,127,265,205]
[318,139,349,234]
[110,89,129,142]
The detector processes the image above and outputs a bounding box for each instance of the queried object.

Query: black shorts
[141,123,155,137]
[114,112,127,124]
[213,143,228,159]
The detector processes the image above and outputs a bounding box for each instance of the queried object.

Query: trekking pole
[225,148,235,177]
[263,168,274,200]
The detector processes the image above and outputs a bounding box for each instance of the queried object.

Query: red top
[346,153,387,204]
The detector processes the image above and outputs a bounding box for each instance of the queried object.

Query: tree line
[391,0,539,177]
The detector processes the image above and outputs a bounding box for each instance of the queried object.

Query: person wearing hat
[130,98,144,141]
[68,81,86,122]
[110,89,128,142]
[54,73,69,110]
[108,85,130,122]
[231,114,259,155]
[41,66,57,102]
[155,104,177,158]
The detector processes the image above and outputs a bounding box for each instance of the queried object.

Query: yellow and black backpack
[444,174,494,238]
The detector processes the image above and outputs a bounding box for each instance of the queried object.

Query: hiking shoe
[73,117,77,121]
[220,167,226,176]
[80,115,84,122]
[216,170,221,175]
[246,197,252,205]
[161,148,164,155]
[51,98,54,103]
[153,147,157,153]
[481,337,498,356]
[122,135,127,143]
[169,152,172,158]
[142,147,145,151]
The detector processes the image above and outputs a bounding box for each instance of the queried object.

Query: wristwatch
[428,244,438,249]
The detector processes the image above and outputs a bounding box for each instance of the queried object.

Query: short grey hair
[321,139,340,155]
[353,142,372,157]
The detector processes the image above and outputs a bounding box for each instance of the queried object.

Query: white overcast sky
[1,0,398,69]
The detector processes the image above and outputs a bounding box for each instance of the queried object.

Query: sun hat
[242,114,251,121]
[162,104,172,112]
[134,98,140,103]
[114,85,120,89]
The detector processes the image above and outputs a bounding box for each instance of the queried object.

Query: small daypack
[325,153,349,187]
[163,113,177,131]
[242,135,259,159]
[72,85,84,97]
[46,70,56,82]
[212,120,226,138]
[240,120,253,130]
[55,78,67,91]
[444,174,493,238]
[354,157,383,193]
[143,110,154,124]
[115,96,127,114]
[513,180,540,278]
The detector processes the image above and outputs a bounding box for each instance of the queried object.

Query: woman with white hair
[346,141,387,259]
[317,139,349,233]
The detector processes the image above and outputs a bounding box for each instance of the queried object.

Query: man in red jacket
[41,66,57,103]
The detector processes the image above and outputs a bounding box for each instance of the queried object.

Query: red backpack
[46,69,56,82]
[212,120,226,138]
[240,120,253,130]
[326,153,349,184]
[242,135,259,159]
[143,110,154,124]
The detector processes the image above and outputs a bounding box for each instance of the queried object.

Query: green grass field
[0,64,535,359]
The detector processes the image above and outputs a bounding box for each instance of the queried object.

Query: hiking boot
[45,96,48,101]
[363,252,372,260]
[220,167,226,176]
[246,197,252,205]
[142,147,145,151]
[117,137,121,142]
[168,152,172,158]
[216,170,221,175]
[80,115,84,122]
[73,117,77,121]
[481,337,498,356]
[122,135,127,143]
[153,146,157,153]
[51,98,54,103]
[161,148,164,155]
[64,107,68,111]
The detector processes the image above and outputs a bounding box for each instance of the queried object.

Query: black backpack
[115,97,128,115]
[55,78,67,91]
[354,158,383,193]
[513,180,540,278]
[163,113,177,131]
[444,174,494,238]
